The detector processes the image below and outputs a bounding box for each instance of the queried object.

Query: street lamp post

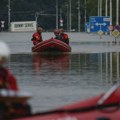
[35,12,38,29]
[110,0,112,36]
[98,0,100,16]
[78,0,80,32]
[100,0,102,16]
[116,0,119,25]
[110,0,112,26]
[69,0,72,32]
[56,0,59,29]
[105,0,108,16]
[8,0,11,31]
[66,4,69,31]
[85,0,87,30]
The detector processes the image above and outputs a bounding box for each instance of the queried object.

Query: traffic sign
[108,25,114,31]
[114,25,120,31]
[85,22,90,32]
[112,29,120,38]
[60,19,63,27]
[1,21,5,28]
[98,30,104,36]
[90,16,110,33]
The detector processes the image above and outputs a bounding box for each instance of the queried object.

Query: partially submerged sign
[10,21,37,32]
[98,30,104,39]
[98,30,104,36]
[112,29,120,38]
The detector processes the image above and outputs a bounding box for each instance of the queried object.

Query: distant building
[10,21,36,32]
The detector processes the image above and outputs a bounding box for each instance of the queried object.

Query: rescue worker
[59,29,69,45]
[0,41,31,119]
[54,29,61,40]
[0,42,18,90]
[31,26,43,45]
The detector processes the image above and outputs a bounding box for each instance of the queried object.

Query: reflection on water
[8,52,120,112]
[32,54,70,75]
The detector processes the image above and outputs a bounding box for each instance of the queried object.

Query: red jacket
[0,67,18,91]
[32,32,43,45]
[61,33,69,44]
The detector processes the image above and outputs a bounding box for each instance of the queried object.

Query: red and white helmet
[0,41,10,60]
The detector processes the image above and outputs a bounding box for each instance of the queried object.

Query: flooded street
[0,32,120,113]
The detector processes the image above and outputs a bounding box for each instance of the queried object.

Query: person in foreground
[59,29,69,45]
[31,26,43,45]
[0,41,31,119]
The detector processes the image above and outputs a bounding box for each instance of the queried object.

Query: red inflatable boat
[32,38,71,52]
[15,84,120,120]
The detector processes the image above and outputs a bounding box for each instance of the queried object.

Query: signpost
[114,25,120,31]
[112,29,120,43]
[60,19,63,27]
[85,22,90,33]
[90,16,110,33]
[1,21,5,31]
[98,30,104,39]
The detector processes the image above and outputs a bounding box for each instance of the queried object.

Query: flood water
[0,32,120,113]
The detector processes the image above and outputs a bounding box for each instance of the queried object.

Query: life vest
[0,67,8,89]
[0,67,18,91]
[54,35,61,40]
[61,33,69,44]
[32,32,43,45]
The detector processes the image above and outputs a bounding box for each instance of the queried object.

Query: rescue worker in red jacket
[31,27,43,45]
[0,42,31,119]
[0,42,18,90]
[59,29,69,45]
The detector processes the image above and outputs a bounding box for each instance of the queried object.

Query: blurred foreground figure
[0,42,18,90]
[0,41,31,119]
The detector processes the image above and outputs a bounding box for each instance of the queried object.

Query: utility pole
[100,0,102,16]
[78,0,80,32]
[60,8,62,20]
[98,0,100,16]
[66,4,69,31]
[116,0,119,25]
[8,0,11,31]
[35,12,38,29]
[85,0,87,30]
[110,0,112,26]
[69,0,72,32]
[110,0,112,36]
[105,0,108,16]
[56,0,59,29]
